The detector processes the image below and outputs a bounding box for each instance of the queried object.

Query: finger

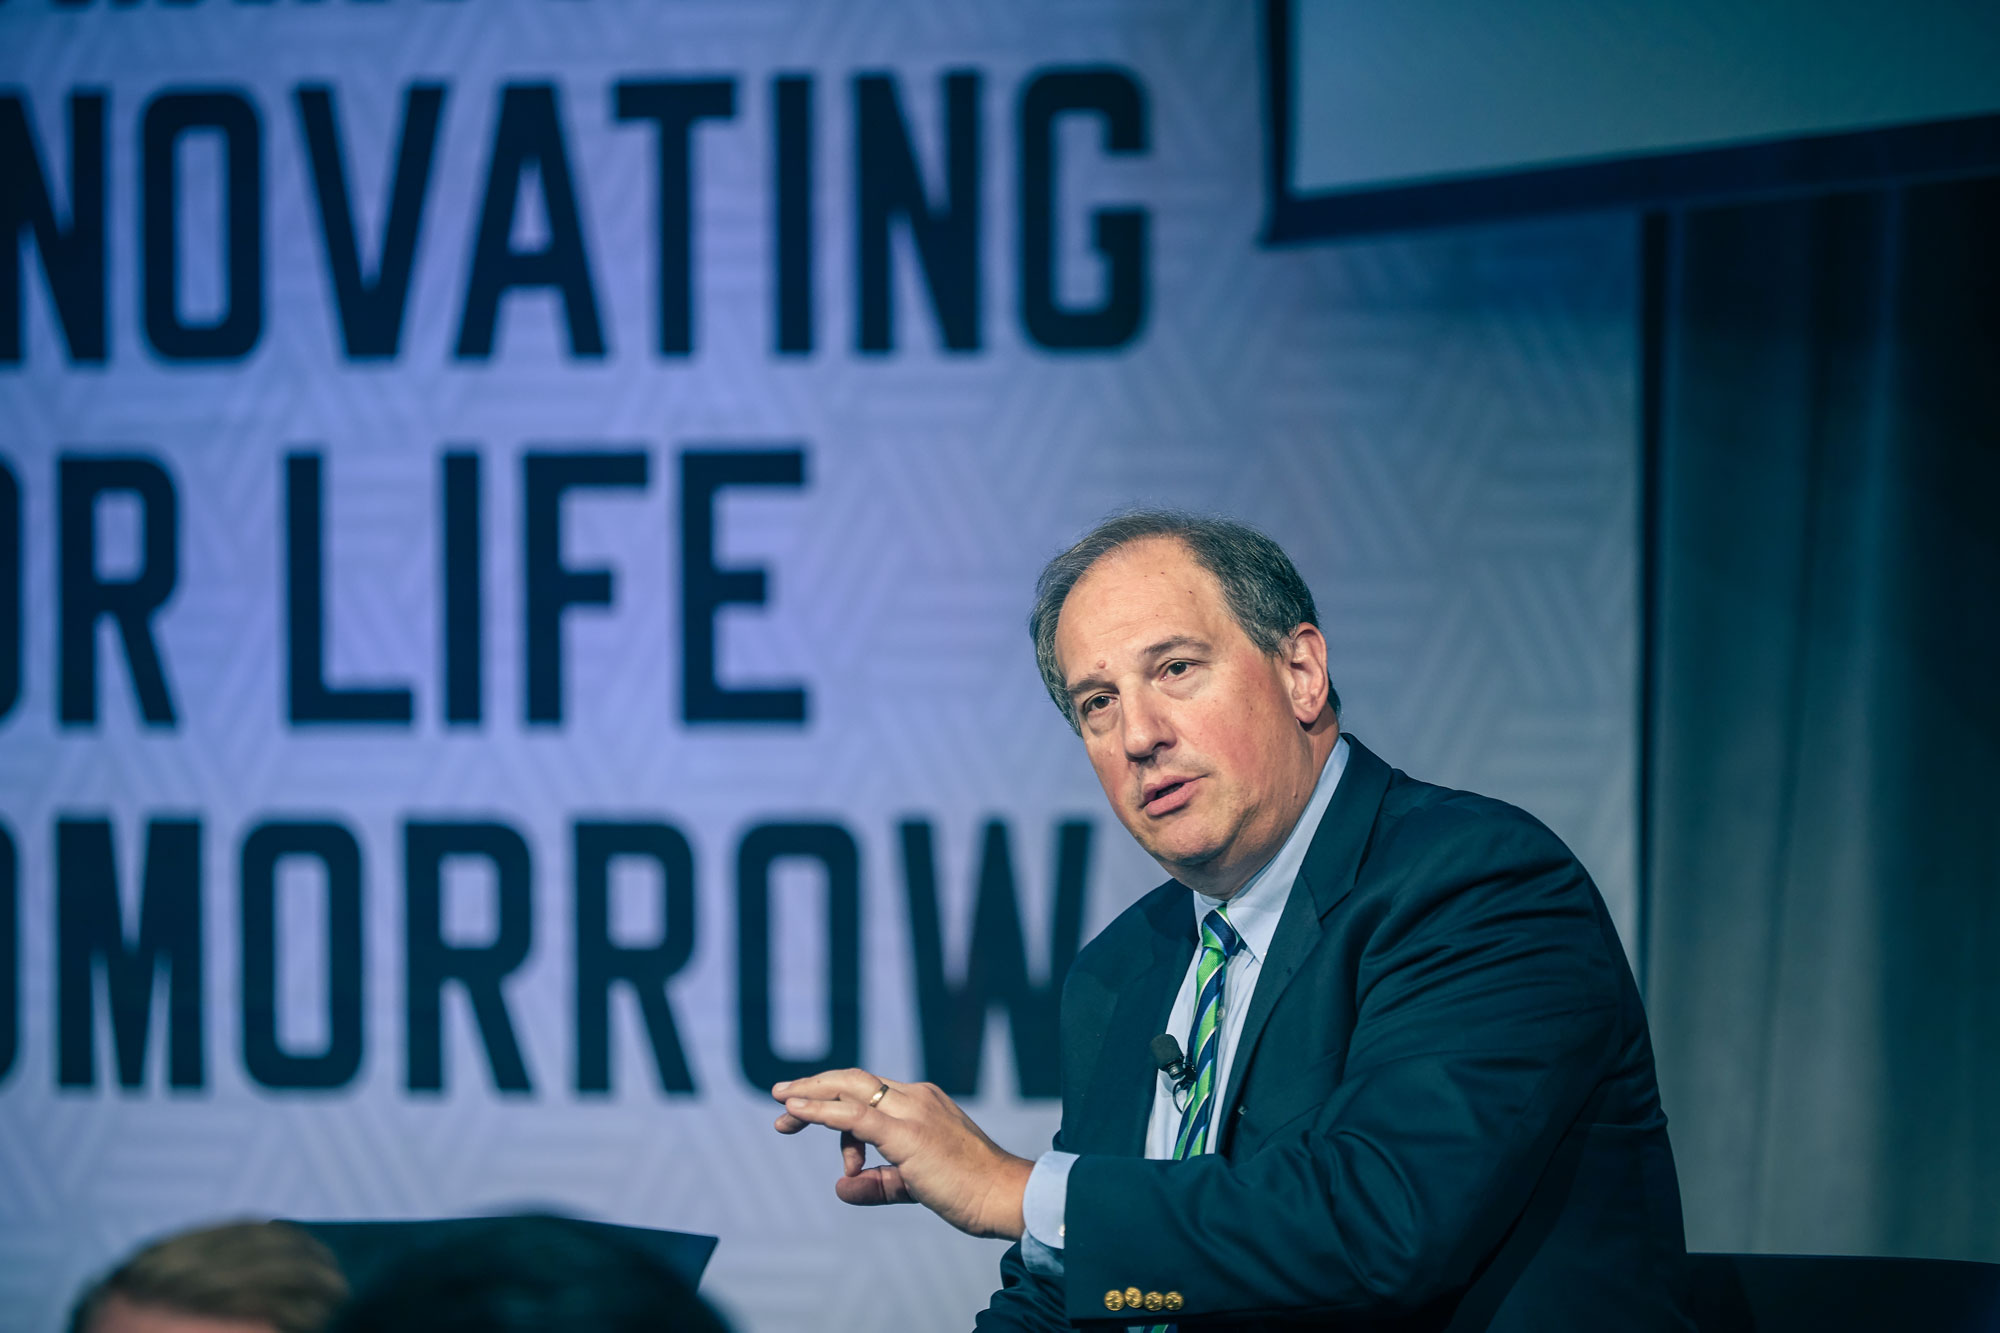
[775,1099,862,1135]
[833,1164,912,1207]
[772,1069,872,1100]
[783,1095,898,1150]
[841,1129,866,1178]
[771,1069,896,1106]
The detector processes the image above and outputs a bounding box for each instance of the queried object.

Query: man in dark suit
[773,513,1691,1329]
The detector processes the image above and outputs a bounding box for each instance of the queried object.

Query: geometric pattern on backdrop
[0,2,1638,1328]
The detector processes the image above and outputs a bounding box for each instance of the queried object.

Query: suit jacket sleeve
[1060,802,1624,1325]
[974,1125,1073,1332]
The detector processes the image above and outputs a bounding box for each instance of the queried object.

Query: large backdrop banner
[0,2,1639,1328]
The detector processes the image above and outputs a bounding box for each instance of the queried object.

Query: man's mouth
[1142,777,1199,816]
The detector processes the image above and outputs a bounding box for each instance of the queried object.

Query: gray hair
[1028,510,1338,732]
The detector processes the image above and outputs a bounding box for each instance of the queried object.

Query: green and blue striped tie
[1148,906,1243,1331]
[1173,906,1244,1160]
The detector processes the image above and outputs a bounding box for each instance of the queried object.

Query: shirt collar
[1193,734,1349,965]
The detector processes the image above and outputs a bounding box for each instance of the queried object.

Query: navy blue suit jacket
[976,736,1693,1330]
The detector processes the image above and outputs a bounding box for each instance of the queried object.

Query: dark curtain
[1646,176,2000,1261]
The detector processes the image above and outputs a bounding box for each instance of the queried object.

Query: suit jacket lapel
[1215,734,1393,1136]
[1077,888,1194,1156]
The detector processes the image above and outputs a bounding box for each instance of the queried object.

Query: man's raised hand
[772,1068,1034,1241]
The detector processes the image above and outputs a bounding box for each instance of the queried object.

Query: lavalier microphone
[1150,1033,1195,1092]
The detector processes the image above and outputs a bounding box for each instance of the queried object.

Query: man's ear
[1281,624,1330,725]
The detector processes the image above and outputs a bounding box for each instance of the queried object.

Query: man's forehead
[1054,541,1232,674]
[1070,538,1217,605]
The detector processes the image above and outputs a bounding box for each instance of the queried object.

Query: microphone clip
[1150,1033,1196,1110]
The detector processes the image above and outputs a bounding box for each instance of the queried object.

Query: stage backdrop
[0,3,1638,1328]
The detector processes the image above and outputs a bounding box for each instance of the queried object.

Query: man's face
[1053,538,1327,897]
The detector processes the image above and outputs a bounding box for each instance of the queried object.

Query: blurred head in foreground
[69,1220,348,1333]
[328,1214,731,1333]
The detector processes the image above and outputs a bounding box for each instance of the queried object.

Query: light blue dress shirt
[1020,736,1350,1273]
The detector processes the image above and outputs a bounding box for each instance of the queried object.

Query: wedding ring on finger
[868,1082,891,1108]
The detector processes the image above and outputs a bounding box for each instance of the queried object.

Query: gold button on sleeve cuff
[1143,1290,1164,1311]
[1103,1290,1124,1313]
[1124,1286,1143,1309]
[1164,1291,1184,1311]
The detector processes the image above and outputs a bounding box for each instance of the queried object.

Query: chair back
[1687,1252,2000,1333]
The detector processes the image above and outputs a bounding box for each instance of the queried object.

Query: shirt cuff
[1019,1150,1077,1276]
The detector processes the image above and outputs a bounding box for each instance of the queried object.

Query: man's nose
[1120,692,1173,760]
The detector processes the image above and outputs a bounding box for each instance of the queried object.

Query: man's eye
[1080,694,1109,714]
[1164,660,1190,677]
